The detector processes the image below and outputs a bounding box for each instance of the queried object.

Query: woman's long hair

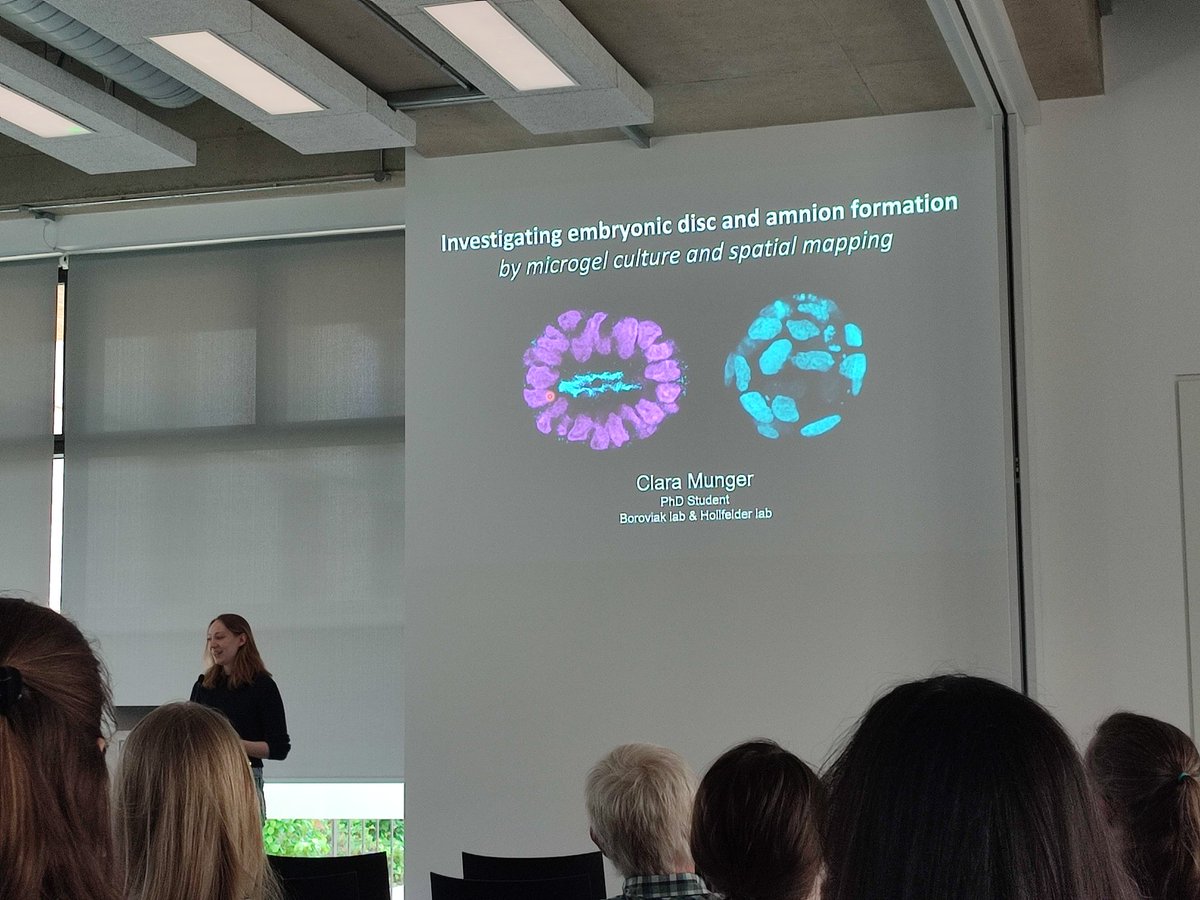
[0,597,119,900]
[692,739,824,900]
[1087,711,1200,900]
[822,674,1137,900]
[201,613,271,689]
[114,702,280,900]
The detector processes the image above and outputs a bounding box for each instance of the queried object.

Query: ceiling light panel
[0,36,195,173]
[423,2,576,92]
[379,0,652,134]
[149,32,323,116]
[47,0,416,153]
[0,83,90,138]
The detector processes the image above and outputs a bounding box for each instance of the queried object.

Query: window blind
[63,233,404,779]
[0,259,57,603]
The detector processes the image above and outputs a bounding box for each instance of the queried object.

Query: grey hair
[586,743,696,877]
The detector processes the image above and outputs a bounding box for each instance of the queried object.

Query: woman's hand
[242,739,270,759]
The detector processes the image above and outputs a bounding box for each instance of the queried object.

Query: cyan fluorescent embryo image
[725,293,866,439]
[523,309,685,450]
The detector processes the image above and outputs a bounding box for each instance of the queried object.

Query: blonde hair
[0,597,119,900]
[586,743,696,877]
[202,614,271,690]
[114,702,279,900]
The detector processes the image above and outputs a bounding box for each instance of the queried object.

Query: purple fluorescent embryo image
[522,309,685,450]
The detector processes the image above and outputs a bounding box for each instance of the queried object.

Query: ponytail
[1087,712,1200,900]
[0,598,119,900]
[0,697,40,898]
[1163,771,1200,900]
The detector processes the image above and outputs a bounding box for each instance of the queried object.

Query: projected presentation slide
[407,113,1007,566]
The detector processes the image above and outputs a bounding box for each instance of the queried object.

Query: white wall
[1023,2,1200,740]
[1181,378,1200,707]
[405,110,1016,900]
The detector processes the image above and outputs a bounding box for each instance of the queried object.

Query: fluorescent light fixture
[149,31,323,115]
[0,83,90,137]
[375,0,650,133]
[423,1,576,91]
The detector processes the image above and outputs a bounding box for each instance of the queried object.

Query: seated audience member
[0,596,120,900]
[114,701,280,900]
[587,743,715,900]
[1087,711,1200,900]
[691,739,824,900]
[822,674,1137,900]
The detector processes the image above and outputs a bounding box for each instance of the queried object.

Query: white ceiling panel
[48,0,416,152]
[378,0,652,133]
[0,37,195,174]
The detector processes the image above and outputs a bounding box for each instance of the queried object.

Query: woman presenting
[190,613,290,819]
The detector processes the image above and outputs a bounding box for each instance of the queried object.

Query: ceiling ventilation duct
[0,0,200,107]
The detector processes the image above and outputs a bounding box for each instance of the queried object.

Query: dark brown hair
[202,613,271,689]
[691,739,824,900]
[823,674,1137,900]
[1086,711,1200,900]
[0,597,119,900]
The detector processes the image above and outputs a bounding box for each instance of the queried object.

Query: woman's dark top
[190,672,291,769]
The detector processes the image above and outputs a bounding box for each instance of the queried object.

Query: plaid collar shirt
[617,873,715,900]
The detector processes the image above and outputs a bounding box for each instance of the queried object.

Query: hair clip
[0,665,24,715]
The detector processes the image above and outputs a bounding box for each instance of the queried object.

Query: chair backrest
[279,870,360,900]
[432,872,595,900]
[268,853,390,900]
[461,851,606,900]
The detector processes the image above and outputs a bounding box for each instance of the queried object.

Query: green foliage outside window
[263,818,404,884]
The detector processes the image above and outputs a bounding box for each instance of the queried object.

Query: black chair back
[432,872,595,900]
[462,851,606,900]
[279,870,360,900]
[269,853,390,900]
